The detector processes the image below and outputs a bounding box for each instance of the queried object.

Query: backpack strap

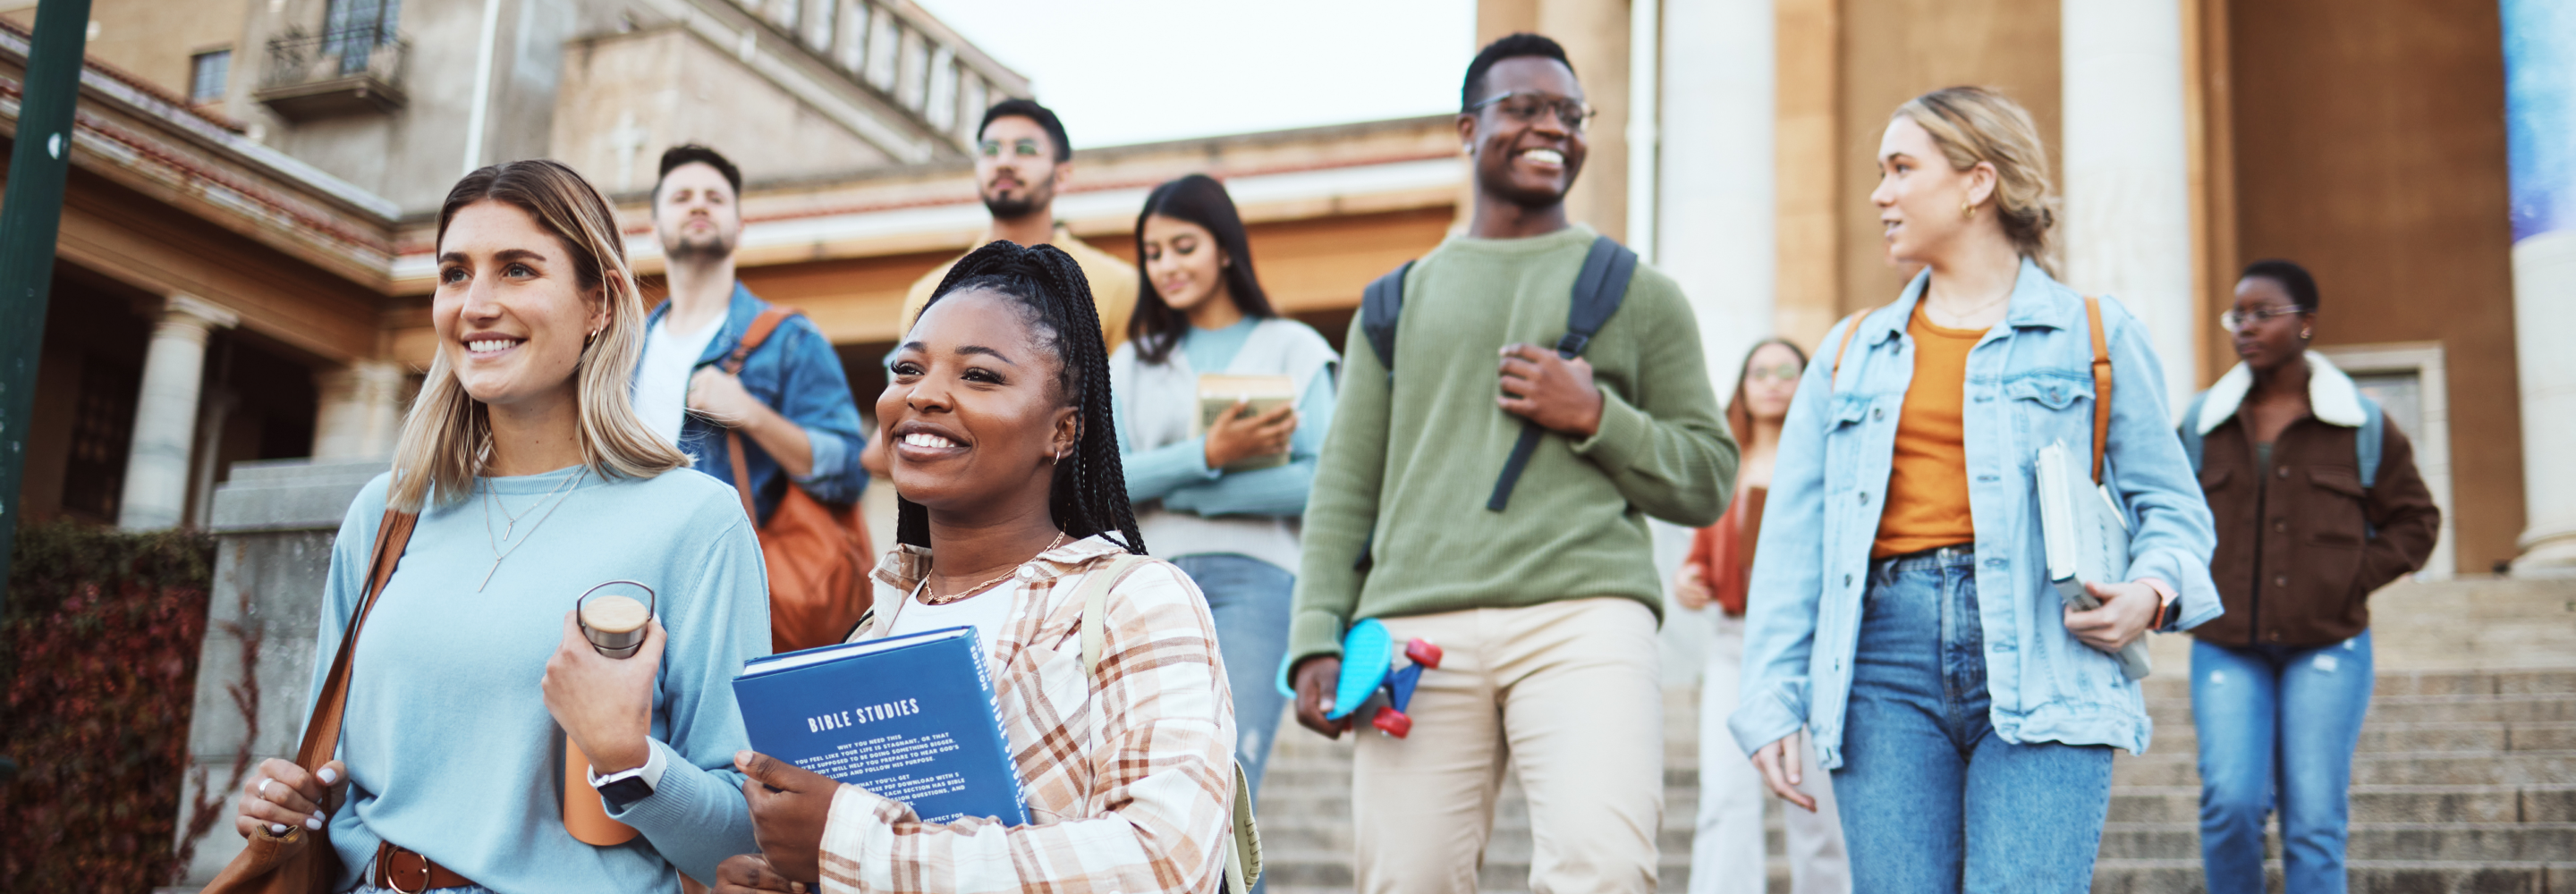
[1359,262,1413,377]
[1487,236,1637,511]
[1072,554,1263,892]
[1076,552,1152,676]
[2356,396,2384,491]
[2178,391,2211,475]
[1828,310,1868,392]
[2084,296,2113,485]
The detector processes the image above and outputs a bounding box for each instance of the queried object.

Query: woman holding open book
[1107,173,1338,796]
[715,241,1238,894]
[222,160,767,892]
[1729,87,2219,890]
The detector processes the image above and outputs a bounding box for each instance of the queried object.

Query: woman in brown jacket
[2180,258,2439,894]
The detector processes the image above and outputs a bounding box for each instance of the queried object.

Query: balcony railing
[731,0,1025,152]
[256,26,409,121]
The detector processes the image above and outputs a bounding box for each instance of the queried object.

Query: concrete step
[2108,785,2576,825]
[2099,822,2576,862]
[2136,668,2576,701]
[2140,721,2575,755]
[2091,859,2576,894]
[2114,749,2576,788]
[2147,694,2576,725]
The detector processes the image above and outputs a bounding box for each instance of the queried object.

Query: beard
[662,228,736,261]
[981,172,1056,220]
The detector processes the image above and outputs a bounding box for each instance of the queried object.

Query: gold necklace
[920,533,1067,605]
[1926,289,2011,328]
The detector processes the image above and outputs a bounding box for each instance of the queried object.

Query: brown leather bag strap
[293,508,418,770]
[728,429,758,522]
[1828,310,1868,392]
[721,307,803,375]
[718,306,802,520]
[2084,296,2113,485]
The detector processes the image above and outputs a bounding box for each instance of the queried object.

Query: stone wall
[169,458,384,888]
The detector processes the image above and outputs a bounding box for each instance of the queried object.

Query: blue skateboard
[1324,619,1444,738]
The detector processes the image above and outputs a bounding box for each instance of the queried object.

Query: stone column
[2504,0,2576,571]
[2059,0,2198,409]
[1657,0,1775,383]
[117,295,236,531]
[310,360,407,460]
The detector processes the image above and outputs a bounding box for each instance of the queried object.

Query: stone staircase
[1251,577,2576,893]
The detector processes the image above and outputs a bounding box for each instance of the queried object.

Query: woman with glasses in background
[1679,338,1848,894]
[2181,258,2438,894]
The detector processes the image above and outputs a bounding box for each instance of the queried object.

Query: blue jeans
[2190,630,2374,894]
[1832,547,2114,893]
[1169,553,1293,795]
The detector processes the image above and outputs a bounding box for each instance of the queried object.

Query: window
[63,356,139,522]
[190,49,230,104]
[321,0,399,74]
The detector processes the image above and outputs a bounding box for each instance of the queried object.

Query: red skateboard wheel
[1404,638,1444,669]
[1373,706,1412,738]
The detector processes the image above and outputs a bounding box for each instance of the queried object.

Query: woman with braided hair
[714,241,1239,894]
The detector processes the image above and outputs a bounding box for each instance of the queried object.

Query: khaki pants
[1352,598,1665,894]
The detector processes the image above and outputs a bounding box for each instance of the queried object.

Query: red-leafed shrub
[0,521,214,893]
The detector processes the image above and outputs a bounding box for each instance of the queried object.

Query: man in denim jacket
[633,146,867,519]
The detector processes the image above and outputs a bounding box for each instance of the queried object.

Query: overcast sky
[911,0,1476,148]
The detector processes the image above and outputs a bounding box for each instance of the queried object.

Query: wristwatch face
[598,775,653,810]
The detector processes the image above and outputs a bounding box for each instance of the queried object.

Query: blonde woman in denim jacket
[1729,87,2220,892]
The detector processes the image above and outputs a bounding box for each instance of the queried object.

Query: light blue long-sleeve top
[310,466,767,892]
[1112,317,1338,517]
[1730,258,2220,768]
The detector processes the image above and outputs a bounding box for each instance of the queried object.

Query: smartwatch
[2140,578,2182,631]
[591,764,657,811]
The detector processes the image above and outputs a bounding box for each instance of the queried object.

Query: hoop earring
[2300,328,2312,340]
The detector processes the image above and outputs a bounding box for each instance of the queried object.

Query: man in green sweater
[1286,32,1737,894]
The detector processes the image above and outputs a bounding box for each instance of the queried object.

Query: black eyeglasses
[1468,91,1597,132]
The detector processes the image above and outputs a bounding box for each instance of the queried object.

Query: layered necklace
[479,467,588,591]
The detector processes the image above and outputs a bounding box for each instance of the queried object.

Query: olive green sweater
[1289,224,1737,670]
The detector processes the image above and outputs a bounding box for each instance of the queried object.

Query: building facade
[6,0,1462,536]
[1523,0,2551,576]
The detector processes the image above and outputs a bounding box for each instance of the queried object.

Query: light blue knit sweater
[309,465,767,892]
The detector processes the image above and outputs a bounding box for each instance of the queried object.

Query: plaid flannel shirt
[820,536,1236,893]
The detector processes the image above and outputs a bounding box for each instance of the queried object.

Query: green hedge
[0,521,215,893]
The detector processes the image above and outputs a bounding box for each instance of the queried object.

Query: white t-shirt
[881,578,1020,663]
[635,313,725,447]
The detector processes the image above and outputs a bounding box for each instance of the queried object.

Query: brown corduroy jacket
[2189,363,2440,648]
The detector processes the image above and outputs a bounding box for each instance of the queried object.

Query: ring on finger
[258,778,275,797]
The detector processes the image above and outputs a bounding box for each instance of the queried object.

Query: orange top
[1873,302,1985,558]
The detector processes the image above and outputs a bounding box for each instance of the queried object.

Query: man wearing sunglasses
[1286,31,1735,894]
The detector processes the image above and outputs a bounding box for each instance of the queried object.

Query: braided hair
[894,241,1146,555]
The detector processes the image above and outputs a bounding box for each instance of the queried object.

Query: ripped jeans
[2190,629,2375,894]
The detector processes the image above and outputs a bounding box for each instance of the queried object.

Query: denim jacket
[642,283,868,523]
[1730,258,2220,766]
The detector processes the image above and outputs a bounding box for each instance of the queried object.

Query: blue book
[733,626,1028,825]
